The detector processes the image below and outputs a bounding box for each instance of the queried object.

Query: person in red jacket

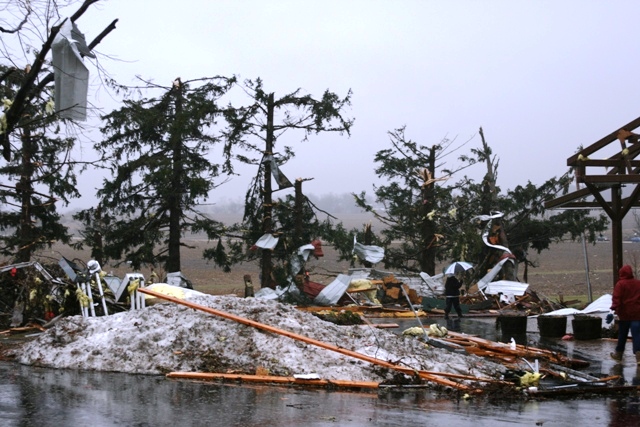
[610,265,640,363]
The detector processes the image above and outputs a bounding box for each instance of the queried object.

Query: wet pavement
[2,316,640,426]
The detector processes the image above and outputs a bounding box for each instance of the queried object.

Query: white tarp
[419,272,445,296]
[540,294,612,317]
[254,234,279,250]
[482,280,529,296]
[353,237,384,264]
[52,19,93,121]
[477,257,512,290]
[314,274,352,306]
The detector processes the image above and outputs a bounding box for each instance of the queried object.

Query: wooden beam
[167,372,381,389]
[567,115,640,164]
[585,182,615,218]
[546,193,640,210]
[621,183,640,218]
[569,138,640,171]
[571,159,640,168]
[611,186,623,283]
[166,370,508,386]
[544,187,592,209]
[582,175,640,183]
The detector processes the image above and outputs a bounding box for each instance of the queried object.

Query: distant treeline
[60,193,379,235]
[201,193,371,216]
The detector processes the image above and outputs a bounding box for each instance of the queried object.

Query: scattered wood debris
[137,288,632,399]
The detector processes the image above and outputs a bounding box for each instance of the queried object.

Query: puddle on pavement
[2,317,640,426]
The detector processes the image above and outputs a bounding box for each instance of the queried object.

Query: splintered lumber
[167,372,381,390]
[463,346,517,364]
[385,287,401,299]
[139,288,472,391]
[297,306,427,318]
[407,287,421,304]
[382,275,400,285]
[445,331,588,368]
[545,363,600,382]
[499,295,530,311]
[0,324,45,335]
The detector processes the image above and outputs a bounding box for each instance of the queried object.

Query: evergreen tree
[354,126,475,274]
[456,128,609,283]
[79,77,235,272]
[72,203,109,266]
[356,126,609,281]
[0,65,78,262]
[220,78,353,288]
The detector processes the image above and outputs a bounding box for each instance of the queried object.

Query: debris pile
[1,260,629,398]
[0,258,189,331]
[2,286,632,398]
[0,261,81,329]
[6,293,506,391]
[298,268,568,318]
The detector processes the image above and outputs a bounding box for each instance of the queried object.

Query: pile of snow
[12,295,503,384]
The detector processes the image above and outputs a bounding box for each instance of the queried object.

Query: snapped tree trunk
[420,146,437,275]
[261,93,275,289]
[16,127,35,263]
[166,82,184,273]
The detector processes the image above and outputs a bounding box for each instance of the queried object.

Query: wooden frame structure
[545,116,640,285]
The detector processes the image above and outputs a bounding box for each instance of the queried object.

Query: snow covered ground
[11,294,504,386]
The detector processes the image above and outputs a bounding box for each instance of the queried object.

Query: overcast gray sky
[71,0,640,207]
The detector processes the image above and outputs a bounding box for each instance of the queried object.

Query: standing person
[610,264,640,363]
[444,272,464,320]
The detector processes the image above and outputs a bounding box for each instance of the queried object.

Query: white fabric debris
[254,234,279,250]
[353,237,384,264]
[52,19,92,120]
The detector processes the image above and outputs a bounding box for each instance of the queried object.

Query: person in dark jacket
[444,273,464,320]
[610,264,640,363]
